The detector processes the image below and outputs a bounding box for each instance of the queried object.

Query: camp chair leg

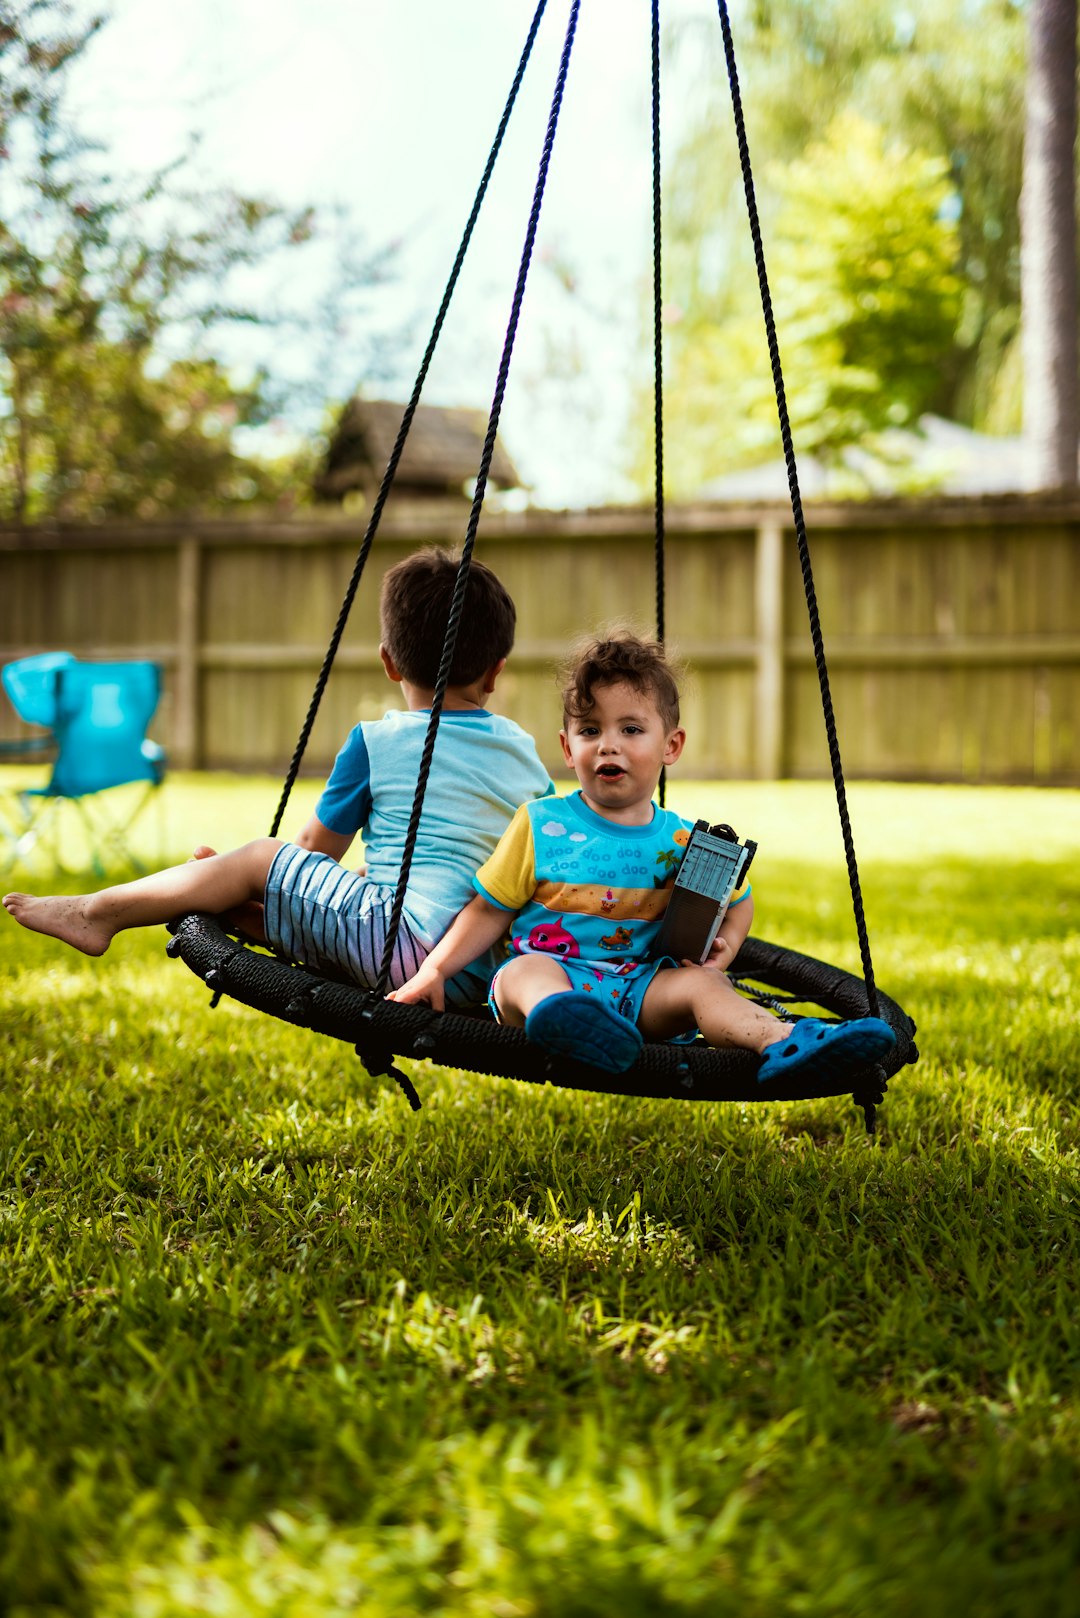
[71,798,112,878]
[72,781,161,876]
[0,792,64,877]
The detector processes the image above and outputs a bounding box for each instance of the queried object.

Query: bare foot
[2,892,114,956]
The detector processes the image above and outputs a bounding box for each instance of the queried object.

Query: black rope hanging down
[268,0,550,840]
[372,0,583,998]
[651,0,668,809]
[714,0,881,1022]
[651,0,666,650]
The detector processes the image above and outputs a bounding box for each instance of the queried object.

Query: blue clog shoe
[756,1016,896,1086]
[525,989,644,1073]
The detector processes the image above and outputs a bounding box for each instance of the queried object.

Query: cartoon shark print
[515,918,580,958]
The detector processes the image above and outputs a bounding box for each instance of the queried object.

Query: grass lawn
[1,772,1079,1616]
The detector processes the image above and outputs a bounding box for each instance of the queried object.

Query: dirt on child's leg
[2,892,114,956]
[639,964,795,1054]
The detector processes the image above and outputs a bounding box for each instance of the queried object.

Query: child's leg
[639,966,896,1085]
[639,965,794,1054]
[489,954,574,1026]
[2,838,283,957]
[189,844,266,942]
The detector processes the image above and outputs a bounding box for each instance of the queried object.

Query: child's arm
[697,893,754,973]
[387,895,513,1011]
[294,814,355,863]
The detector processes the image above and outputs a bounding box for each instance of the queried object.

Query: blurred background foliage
[0,0,1034,515]
[632,0,1025,495]
[0,0,400,521]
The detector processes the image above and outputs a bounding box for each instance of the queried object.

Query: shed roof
[314,398,522,502]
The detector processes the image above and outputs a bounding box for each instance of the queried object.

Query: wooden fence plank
[1,500,1078,783]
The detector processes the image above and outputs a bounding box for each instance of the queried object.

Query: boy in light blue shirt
[4,549,553,1007]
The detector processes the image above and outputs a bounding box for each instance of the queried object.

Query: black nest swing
[168,0,918,1131]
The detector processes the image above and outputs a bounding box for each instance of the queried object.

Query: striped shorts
[263,844,492,1009]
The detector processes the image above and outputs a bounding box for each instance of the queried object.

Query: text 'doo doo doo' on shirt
[474,791,750,967]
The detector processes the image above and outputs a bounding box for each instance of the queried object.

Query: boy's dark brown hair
[560,631,682,732]
[380,547,517,689]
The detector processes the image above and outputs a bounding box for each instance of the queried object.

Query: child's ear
[481,656,508,695]
[379,644,403,683]
[559,728,575,769]
[664,726,686,766]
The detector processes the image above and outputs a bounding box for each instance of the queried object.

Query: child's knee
[687,962,738,1005]
[651,963,722,1023]
[495,954,570,1016]
[242,836,284,876]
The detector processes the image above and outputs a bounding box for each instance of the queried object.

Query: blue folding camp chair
[1,659,166,876]
[1,651,75,868]
[0,650,75,759]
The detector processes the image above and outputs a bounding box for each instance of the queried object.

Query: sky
[71,0,716,508]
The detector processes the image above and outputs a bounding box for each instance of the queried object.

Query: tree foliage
[0,1,394,520]
[641,0,1024,495]
[658,113,963,490]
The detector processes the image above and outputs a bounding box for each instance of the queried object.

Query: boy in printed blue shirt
[390,633,896,1082]
[4,549,552,1007]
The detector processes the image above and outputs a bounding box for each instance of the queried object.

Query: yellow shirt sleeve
[729,877,752,907]
[474,803,537,912]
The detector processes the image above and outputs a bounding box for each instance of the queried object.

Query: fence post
[174,535,201,770]
[754,519,785,778]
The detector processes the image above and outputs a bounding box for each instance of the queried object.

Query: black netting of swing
[168,913,917,1110]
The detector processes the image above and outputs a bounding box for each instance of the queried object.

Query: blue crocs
[525,989,645,1074]
[757,1016,896,1086]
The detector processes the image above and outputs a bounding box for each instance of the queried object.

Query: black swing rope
[651,0,667,808]
[268,0,551,841]
[714,0,882,1024]
[372,0,582,999]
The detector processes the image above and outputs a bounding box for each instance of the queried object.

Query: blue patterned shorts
[489,952,697,1041]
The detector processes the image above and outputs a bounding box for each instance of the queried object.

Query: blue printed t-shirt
[316,708,553,935]
[473,791,750,967]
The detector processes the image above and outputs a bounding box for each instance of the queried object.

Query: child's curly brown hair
[559,631,682,732]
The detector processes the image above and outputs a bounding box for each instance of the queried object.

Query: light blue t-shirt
[317,707,553,934]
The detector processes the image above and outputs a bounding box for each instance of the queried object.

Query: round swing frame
[169,914,917,1125]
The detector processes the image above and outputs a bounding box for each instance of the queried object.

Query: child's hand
[387,963,445,1011]
[697,933,735,972]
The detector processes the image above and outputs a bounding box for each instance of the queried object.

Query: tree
[0,1,397,520]
[642,114,962,491]
[638,0,1025,495]
[1021,0,1078,488]
[25,349,306,518]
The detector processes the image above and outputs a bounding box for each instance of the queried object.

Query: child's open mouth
[596,765,625,780]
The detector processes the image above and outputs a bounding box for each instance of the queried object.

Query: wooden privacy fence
[1,496,1078,784]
